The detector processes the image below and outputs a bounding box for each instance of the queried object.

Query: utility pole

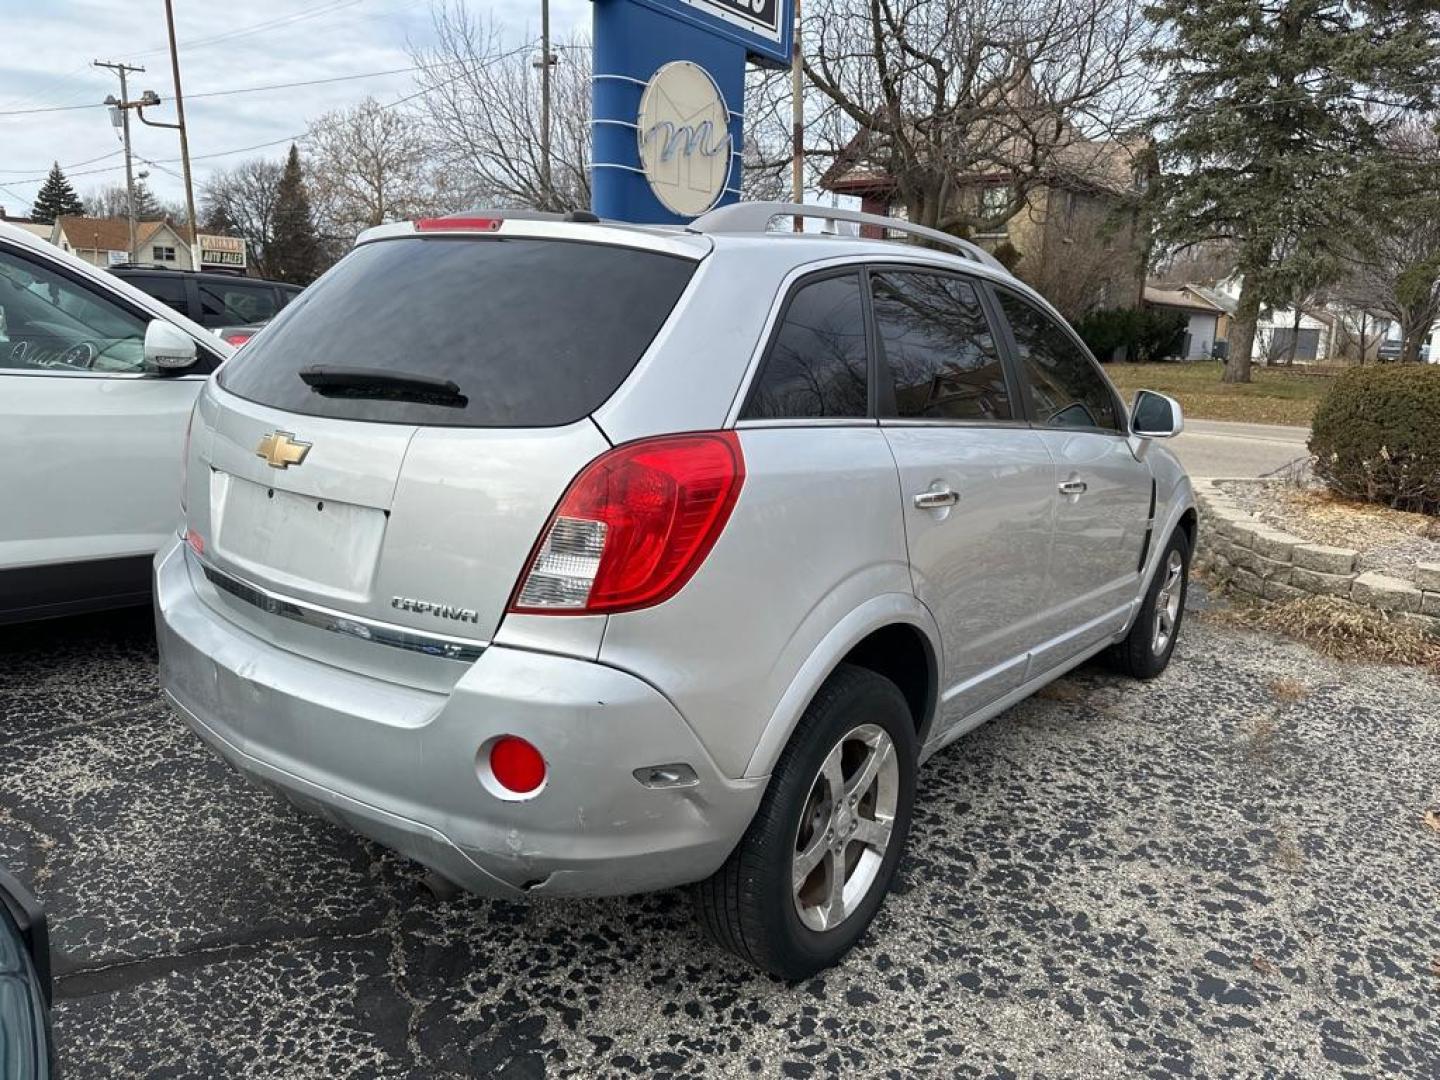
[164,0,199,267]
[791,0,803,231]
[133,3,200,268]
[535,0,554,206]
[95,59,145,258]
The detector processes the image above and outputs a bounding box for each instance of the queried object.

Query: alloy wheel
[1151,548,1185,656]
[791,722,899,932]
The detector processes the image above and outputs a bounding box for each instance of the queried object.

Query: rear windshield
[218,236,697,427]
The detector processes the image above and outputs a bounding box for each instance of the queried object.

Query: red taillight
[414,216,503,233]
[489,736,546,794]
[509,431,745,615]
[222,332,253,346]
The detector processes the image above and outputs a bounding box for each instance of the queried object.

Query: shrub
[1074,307,1138,361]
[1134,309,1188,362]
[1074,307,1189,363]
[1308,365,1440,515]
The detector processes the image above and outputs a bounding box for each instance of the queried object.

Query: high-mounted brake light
[509,432,745,615]
[414,216,503,233]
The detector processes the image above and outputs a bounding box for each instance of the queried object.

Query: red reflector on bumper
[489,736,546,794]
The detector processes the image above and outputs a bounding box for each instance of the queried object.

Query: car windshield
[218,236,698,428]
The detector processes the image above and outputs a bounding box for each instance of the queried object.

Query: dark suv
[110,266,302,330]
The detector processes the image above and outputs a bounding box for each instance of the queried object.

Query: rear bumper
[154,539,764,897]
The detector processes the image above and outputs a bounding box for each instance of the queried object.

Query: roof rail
[688,201,1009,275]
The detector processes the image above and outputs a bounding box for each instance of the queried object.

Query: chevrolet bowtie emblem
[256,431,312,469]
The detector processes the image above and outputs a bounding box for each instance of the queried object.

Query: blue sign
[591,0,793,224]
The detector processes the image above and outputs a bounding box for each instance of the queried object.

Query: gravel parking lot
[2,593,1437,1079]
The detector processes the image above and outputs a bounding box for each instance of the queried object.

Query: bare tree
[1150,240,1240,288]
[1331,120,1440,364]
[410,3,590,212]
[1021,192,1143,320]
[741,66,802,201]
[1328,301,1386,364]
[408,1,795,212]
[305,97,438,248]
[84,180,163,221]
[200,158,284,277]
[801,0,1156,235]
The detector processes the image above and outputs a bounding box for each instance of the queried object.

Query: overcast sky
[0,0,592,217]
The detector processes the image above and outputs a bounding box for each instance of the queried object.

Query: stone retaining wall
[1195,478,1440,636]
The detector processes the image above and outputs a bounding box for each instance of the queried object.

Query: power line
[0,0,374,115]
[0,149,124,175]
[130,0,365,59]
[0,44,549,122]
[0,42,543,188]
[0,181,37,206]
[0,64,420,118]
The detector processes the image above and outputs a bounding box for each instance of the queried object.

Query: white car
[0,222,233,624]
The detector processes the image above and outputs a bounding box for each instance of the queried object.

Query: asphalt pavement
[1168,420,1312,479]
[1,596,1437,1079]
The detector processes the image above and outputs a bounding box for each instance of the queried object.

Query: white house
[1143,285,1228,360]
[1212,276,1335,362]
[50,216,197,269]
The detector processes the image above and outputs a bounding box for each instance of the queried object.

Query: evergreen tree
[1145,1,1440,382]
[30,162,85,223]
[269,145,321,285]
[130,178,163,220]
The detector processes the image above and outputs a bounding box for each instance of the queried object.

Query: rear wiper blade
[299,365,467,406]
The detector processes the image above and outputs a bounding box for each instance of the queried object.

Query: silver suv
[155,204,1195,979]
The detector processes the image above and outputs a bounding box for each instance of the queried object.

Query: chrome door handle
[913,488,960,510]
[1058,479,1088,496]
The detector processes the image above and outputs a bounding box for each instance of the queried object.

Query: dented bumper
[154,539,765,897]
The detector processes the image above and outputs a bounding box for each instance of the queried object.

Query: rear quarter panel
[592,245,801,444]
[596,426,920,779]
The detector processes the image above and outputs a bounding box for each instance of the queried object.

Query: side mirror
[1131,390,1183,438]
[143,318,197,371]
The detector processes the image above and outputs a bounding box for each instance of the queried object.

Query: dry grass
[1104,361,1332,426]
[1238,484,1440,556]
[1267,677,1310,702]
[1212,594,1440,670]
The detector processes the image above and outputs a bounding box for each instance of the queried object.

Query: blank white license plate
[210,472,388,600]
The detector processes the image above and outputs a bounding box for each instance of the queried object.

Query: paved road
[1169,419,1312,479]
[2,598,1438,1078]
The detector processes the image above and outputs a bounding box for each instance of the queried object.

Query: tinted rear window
[219,237,697,427]
[125,274,190,312]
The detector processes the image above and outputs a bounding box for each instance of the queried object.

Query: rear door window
[997,290,1123,432]
[871,270,1012,422]
[198,280,279,327]
[127,273,191,317]
[219,237,697,428]
[740,272,869,420]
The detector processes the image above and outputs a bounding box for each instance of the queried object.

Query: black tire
[694,663,917,981]
[1108,527,1191,679]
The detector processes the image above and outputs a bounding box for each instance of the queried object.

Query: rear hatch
[184,220,708,688]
